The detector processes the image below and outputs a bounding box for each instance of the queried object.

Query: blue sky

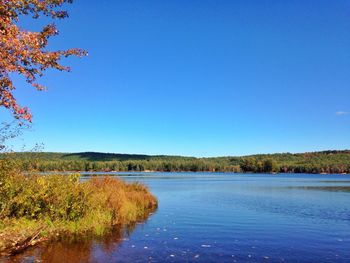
[2,0,350,157]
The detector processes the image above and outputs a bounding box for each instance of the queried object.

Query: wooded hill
[3,150,350,174]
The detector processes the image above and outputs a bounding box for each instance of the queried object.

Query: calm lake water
[8,173,350,262]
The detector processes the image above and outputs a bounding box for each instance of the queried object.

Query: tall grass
[0,156,157,254]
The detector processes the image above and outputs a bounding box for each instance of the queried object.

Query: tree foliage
[6,150,350,174]
[240,157,279,173]
[0,0,86,122]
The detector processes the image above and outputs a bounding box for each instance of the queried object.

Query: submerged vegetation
[6,150,350,174]
[0,155,157,256]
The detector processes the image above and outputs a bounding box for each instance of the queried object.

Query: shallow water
[8,173,350,262]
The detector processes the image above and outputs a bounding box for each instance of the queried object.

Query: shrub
[0,156,158,242]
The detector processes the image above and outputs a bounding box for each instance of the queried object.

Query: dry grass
[0,161,158,255]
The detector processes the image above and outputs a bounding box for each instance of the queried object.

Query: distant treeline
[3,150,350,174]
[18,158,242,173]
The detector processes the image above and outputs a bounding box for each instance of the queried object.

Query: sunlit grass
[0,157,157,254]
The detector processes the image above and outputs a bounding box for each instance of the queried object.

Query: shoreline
[38,170,349,175]
[0,224,48,257]
[0,174,158,258]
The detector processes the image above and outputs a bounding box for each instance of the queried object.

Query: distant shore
[4,149,350,175]
[38,170,349,175]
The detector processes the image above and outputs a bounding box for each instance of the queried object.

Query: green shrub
[0,156,158,241]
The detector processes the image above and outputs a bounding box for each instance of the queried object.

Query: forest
[5,150,350,174]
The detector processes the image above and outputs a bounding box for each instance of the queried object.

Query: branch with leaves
[0,0,86,122]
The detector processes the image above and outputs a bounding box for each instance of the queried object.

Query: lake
[8,172,350,262]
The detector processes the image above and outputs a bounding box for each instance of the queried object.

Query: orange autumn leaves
[0,0,86,122]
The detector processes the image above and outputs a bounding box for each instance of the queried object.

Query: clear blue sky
[2,0,350,157]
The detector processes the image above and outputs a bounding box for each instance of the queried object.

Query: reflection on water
[4,208,156,263]
[15,224,140,263]
[4,173,350,262]
[287,185,350,192]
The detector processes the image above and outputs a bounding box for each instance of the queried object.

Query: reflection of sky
[96,173,350,261]
[13,173,350,262]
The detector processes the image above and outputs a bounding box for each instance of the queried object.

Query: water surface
[9,173,350,262]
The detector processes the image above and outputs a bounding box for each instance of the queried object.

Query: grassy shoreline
[0,204,157,257]
[0,163,158,257]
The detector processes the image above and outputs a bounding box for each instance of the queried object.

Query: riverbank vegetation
[5,150,350,174]
[0,155,157,256]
